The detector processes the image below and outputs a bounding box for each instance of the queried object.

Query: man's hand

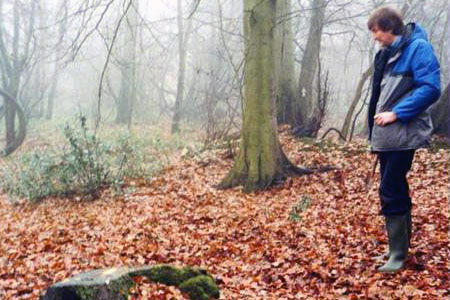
[374,112,397,126]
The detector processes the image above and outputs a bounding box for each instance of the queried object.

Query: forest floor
[0,131,448,300]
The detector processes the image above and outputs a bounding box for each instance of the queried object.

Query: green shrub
[2,151,60,201]
[0,116,165,202]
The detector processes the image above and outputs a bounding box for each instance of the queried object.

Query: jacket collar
[386,24,414,65]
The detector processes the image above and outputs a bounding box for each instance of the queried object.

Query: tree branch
[96,0,133,131]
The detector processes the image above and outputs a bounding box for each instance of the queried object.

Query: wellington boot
[373,251,389,261]
[374,210,412,262]
[377,214,408,273]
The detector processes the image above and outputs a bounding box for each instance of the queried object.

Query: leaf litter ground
[0,133,448,299]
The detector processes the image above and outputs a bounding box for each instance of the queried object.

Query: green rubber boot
[374,210,411,261]
[377,214,409,273]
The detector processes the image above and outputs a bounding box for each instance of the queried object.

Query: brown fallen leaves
[0,133,448,300]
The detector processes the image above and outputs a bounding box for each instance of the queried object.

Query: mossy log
[40,265,220,300]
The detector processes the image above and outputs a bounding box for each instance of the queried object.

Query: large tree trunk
[430,83,449,136]
[274,0,296,124]
[219,0,310,193]
[294,0,327,137]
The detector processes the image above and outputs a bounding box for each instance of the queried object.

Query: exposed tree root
[218,150,338,193]
[320,127,346,141]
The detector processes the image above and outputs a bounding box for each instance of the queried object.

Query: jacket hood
[407,23,429,42]
[390,23,428,55]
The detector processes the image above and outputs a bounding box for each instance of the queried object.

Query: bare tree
[341,65,373,139]
[46,2,68,120]
[115,1,138,126]
[171,0,194,134]
[294,0,327,137]
[0,0,37,153]
[275,0,297,125]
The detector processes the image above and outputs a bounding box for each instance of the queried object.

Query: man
[367,7,441,272]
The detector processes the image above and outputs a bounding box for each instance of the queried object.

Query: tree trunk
[46,63,57,120]
[116,68,132,124]
[430,83,449,136]
[171,0,189,134]
[0,89,26,156]
[294,0,326,137]
[274,0,296,124]
[219,0,311,193]
[34,0,46,119]
[5,0,21,148]
[46,3,68,121]
[0,0,32,154]
[204,5,221,142]
[341,65,374,139]
[438,1,449,84]
[5,91,17,147]
[115,2,138,126]
[447,1,450,139]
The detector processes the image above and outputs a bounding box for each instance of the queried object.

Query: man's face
[371,27,396,47]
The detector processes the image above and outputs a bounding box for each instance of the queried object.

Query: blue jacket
[368,23,441,151]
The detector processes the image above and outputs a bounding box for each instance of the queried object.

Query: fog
[0,0,447,152]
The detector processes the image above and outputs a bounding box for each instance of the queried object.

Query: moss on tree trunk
[218,0,312,193]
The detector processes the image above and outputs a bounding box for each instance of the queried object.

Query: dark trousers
[378,150,415,216]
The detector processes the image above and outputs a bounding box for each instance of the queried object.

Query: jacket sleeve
[392,40,441,122]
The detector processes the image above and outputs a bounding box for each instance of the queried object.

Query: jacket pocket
[406,112,433,148]
[372,121,409,150]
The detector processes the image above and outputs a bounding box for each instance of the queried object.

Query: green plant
[60,116,109,196]
[0,115,167,202]
[288,196,313,222]
[1,151,60,201]
[108,132,163,192]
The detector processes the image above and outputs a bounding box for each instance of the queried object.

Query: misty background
[0,0,448,153]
